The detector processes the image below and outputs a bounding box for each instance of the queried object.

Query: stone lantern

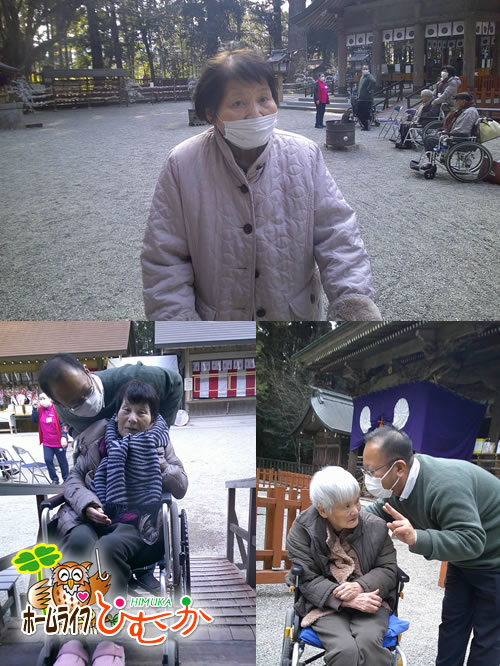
[267,50,291,104]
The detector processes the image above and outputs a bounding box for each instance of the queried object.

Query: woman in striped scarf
[57,380,188,597]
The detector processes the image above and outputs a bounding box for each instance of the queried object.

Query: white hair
[309,466,360,513]
[421,89,434,98]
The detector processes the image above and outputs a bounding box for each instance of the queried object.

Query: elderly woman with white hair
[394,88,438,149]
[286,466,397,666]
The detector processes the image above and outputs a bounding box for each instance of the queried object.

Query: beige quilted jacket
[141,127,381,321]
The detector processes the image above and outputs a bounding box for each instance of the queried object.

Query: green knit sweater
[363,453,500,569]
[55,362,183,436]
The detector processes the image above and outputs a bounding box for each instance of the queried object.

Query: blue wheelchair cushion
[300,614,409,650]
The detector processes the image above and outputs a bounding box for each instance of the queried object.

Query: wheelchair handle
[397,567,410,584]
[290,564,305,577]
[40,494,65,511]
[160,492,173,506]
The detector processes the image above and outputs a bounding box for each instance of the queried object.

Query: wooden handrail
[226,477,256,588]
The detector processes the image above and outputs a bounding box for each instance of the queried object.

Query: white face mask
[40,398,52,409]
[220,112,278,150]
[68,374,105,417]
[362,69,369,75]
[441,71,448,79]
[364,461,399,499]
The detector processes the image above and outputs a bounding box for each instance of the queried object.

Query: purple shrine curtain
[350,381,486,460]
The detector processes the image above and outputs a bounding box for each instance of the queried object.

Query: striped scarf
[90,415,168,519]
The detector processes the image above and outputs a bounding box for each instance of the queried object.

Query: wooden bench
[0,567,21,631]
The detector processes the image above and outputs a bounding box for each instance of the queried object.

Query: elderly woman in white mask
[141,48,381,322]
[286,466,398,666]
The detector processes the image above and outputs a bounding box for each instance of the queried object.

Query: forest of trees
[0,0,292,80]
[257,321,336,463]
[0,0,336,82]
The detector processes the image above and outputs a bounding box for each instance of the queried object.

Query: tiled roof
[155,322,256,347]
[0,322,131,359]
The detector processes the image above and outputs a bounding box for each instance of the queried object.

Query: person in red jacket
[37,392,69,484]
[314,73,330,128]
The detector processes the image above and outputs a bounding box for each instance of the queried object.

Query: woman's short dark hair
[364,425,414,464]
[116,380,160,421]
[444,65,456,77]
[194,48,279,123]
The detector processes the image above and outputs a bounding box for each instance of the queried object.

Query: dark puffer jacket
[57,419,188,545]
[286,506,397,617]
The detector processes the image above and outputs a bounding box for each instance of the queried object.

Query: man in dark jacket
[287,466,397,666]
[362,426,500,666]
[357,65,376,130]
[39,354,183,437]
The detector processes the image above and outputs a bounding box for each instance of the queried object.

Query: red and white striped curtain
[192,358,256,399]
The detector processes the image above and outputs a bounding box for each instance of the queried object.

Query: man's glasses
[53,374,94,411]
[360,459,399,478]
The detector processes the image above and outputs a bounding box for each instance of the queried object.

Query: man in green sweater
[356,65,376,131]
[362,425,500,666]
[39,354,183,437]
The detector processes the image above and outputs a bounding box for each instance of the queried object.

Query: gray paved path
[1,100,499,319]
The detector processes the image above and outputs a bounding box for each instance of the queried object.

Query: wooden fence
[256,469,312,584]
[257,467,312,489]
[473,88,500,108]
[256,457,314,476]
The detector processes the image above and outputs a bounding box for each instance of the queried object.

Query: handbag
[478,118,500,143]
[486,160,500,185]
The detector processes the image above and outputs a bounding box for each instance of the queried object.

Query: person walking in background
[357,65,376,131]
[37,392,69,485]
[314,73,330,128]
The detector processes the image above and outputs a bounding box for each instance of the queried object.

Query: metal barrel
[325,120,355,148]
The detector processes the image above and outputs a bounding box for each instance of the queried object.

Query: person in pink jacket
[141,48,381,322]
[313,73,330,128]
[37,392,69,484]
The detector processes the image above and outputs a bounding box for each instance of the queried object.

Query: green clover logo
[12,543,62,576]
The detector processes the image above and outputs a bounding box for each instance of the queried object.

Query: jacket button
[310,294,316,304]
[239,184,249,193]
[243,224,253,234]
[256,308,266,317]
[255,270,260,278]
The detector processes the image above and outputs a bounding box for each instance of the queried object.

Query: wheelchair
[409,119,493,183]
[350,95,381,128]
[280,564,410,666]
[37,491,190,666]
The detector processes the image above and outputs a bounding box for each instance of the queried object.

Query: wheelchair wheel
[446,142,492,183]
[170,501,181,588]
[180,509,191,596]
[280,608,294,666]
[422,120,443,141]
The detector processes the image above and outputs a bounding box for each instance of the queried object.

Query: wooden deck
[0,557,256,665]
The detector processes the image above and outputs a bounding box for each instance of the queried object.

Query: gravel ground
[0,414,255,600]
[256,498,471,666]
[1,99,499,320]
